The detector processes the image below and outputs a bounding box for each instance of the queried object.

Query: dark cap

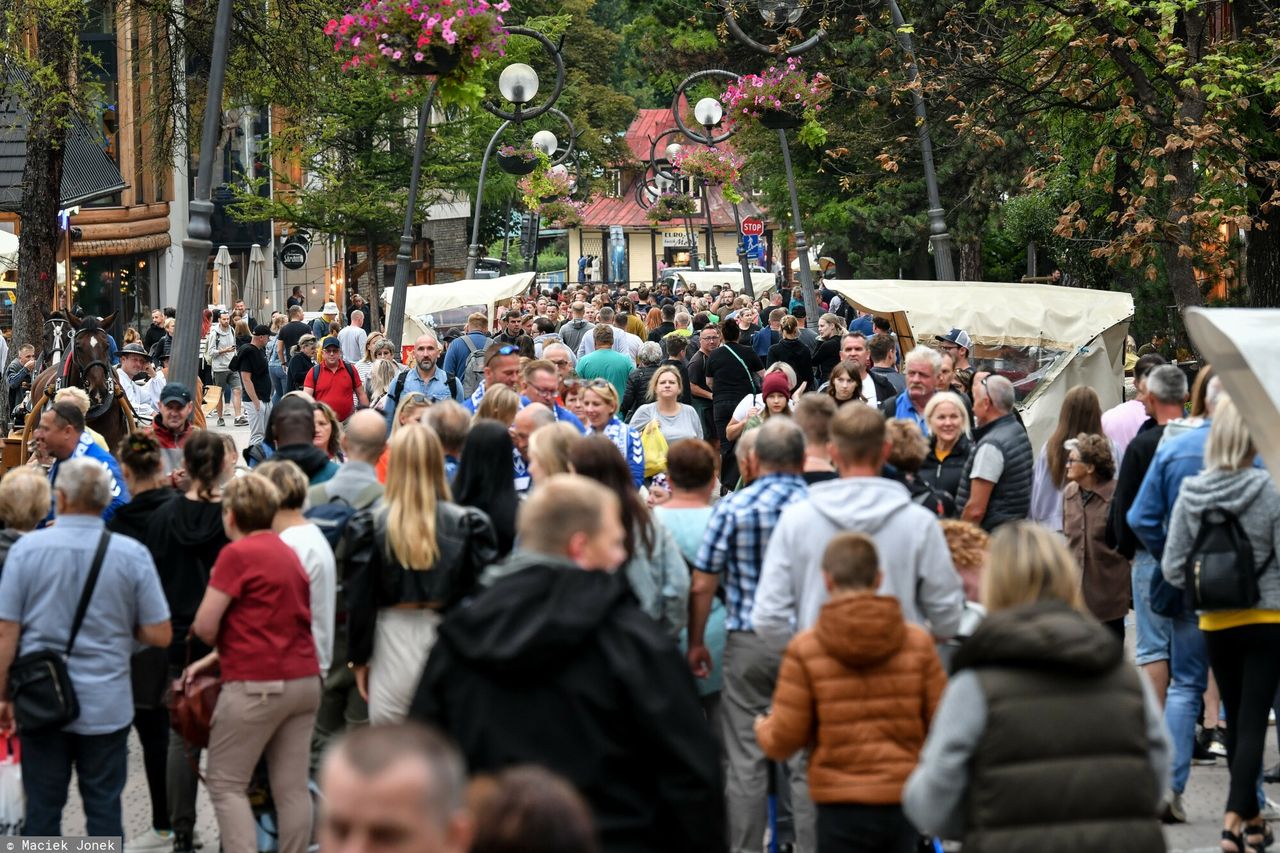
[936,328,973,350]
[321,336,342,350]
[253,324,272,336]
[120,342,148,356]
[159,383,193,405]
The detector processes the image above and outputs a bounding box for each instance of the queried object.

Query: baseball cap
[159,383,193,405]
[936,328,973,350]
[322,302,339,315]
[321,336,342,350]
[253,324,272,336]
[120,342,148,356]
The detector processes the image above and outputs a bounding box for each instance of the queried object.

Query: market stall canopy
[826,279,1135,451]
[672,270,776,295]
[381,272,536,347]
[0,70,127,211]
[1184,307,1280,483]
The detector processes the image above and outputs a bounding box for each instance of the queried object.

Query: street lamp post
[693,97,724,273]
[171,0,234,390]
[385,81,439,349]
[663,141,701,272]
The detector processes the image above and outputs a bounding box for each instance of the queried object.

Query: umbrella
[213,245,233,305]
[244,244,267,314]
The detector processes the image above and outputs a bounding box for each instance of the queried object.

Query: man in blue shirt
[0,458,171,837]
[35,401,129,524]
[442,313,492,381]
[381,333,460,434]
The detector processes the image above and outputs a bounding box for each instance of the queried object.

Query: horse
[24,312,135,458]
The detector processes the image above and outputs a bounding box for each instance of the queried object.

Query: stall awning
[0,71,127,212]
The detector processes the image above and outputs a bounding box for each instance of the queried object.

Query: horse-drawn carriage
[4,312,140,471]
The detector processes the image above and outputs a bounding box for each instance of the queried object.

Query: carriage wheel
[17,394,47,467]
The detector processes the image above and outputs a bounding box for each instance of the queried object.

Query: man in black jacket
[410,476,725,853]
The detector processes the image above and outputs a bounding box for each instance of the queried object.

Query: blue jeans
[1132,551,1172,666]
[269,363,288,405]
[1167,615,1208,794]
[22,725,129,836]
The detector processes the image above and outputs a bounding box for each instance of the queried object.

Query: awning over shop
[0,70,128,212]
[381,273,537,346]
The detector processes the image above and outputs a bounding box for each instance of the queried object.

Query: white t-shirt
[279,523,336,672]
[861,373,879,407]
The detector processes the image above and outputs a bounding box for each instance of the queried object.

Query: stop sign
[741,217,765,237]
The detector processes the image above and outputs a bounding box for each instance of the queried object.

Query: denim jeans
[1132,551,1172,666]
[22,725,129,836]
[269,363,288,405]
[1166,614,1208,794]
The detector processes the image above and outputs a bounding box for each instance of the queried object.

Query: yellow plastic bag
[641,419,669,478]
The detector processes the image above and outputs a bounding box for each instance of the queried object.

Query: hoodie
[1162,467,1280,613]
[410,560,724,853]
[752,476,965,645]
[755,594,946,804]
[274,443,339,484]
[139,496,230,665]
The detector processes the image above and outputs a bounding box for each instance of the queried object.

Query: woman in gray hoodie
[1162,396,1280,853]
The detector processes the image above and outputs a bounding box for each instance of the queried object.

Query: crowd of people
[0,278,1274,853]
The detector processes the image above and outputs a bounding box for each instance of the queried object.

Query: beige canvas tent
[381,272,537,347]
[672,270,776,295]
[825,279,1135,451]
[1184,308,1280,483]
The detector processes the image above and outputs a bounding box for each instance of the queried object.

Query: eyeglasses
[1067,457,1084,466]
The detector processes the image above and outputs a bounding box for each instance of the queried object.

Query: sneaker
[172,832,194,853]
[1265,762,1280,784]
[125,830,173,853]
[191,831,204,850]
[216,416,225,427]
[1193,726,1218,765]
[1209,726,1228,758]
[1262,796,1280,821]
[233,415,249,426]
[1161,790,1187,824]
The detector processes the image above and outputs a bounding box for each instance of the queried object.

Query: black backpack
[1182,508,1274,611]
[305,482,383,551]
[387,367,459,411]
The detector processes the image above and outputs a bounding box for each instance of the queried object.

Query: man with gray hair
[688,418,813,852]
[0,459,171,837]
[879,345,942,434]
[510,403,557,494]
[319,722,472,853]
[957,372,1034,530]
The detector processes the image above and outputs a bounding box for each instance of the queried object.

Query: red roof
[582,108,766,230]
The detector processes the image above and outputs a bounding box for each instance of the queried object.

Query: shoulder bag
[724,344,761,395]
[168,641,221,750]
[8,531,111,734]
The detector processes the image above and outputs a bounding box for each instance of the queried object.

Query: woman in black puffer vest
[904,522,1168,853]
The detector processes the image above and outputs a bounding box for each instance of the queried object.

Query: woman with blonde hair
[920,391,972,517]
[0,467,50,568]
[1162,397,1280,853]
[812,312,847,383]
[527,421,581,483]
[627,364,703,446]
[578,379,644,487]
[475,383,520,426]
[375,390,435,483]
[342,423,498,723]
[905,522,1168,851]
[355,332,387,388]
[368,359,400,412]
[313,401,343,462]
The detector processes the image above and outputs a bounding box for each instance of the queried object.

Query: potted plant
[538,199,585,229]
[497,144,547,176]
[518,167,574,207]
[327,0,510,105]
[673,147,746,203]
[645,191,697,226]
[720,57,831,145]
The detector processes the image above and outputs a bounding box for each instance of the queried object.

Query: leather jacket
[341,501,498,666]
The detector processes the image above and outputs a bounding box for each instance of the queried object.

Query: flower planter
[387,44,461,77]
[759,108,803,130]
[498,154,538,175]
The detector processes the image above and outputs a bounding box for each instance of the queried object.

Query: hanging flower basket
[327,0,509,104]
[646,192,697,226]
[720,57,832,146]
[673,147,745,184]
[539,199,585,229]
[518,168,573,210]
[497,145,546,176]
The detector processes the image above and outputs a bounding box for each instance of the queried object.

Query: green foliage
[536,250,567,273]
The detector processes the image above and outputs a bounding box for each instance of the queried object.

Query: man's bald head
[510,403,556,459]
[343,409,388,463]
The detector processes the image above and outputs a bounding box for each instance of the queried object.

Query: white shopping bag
[0,734,23,836]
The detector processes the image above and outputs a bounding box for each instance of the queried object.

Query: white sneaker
[1262,797,1280,821]
[125,830,173,853]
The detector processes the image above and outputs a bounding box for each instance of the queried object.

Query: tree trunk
[957,237,983,281]
[1245,180,1280,308]
[15,15,79,354]
[366,232,381,332]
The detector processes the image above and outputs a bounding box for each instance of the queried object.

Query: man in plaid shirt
[689,418,813,852]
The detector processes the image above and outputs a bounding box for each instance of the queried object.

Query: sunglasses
[493,345,518,357]
[402,392,430,405]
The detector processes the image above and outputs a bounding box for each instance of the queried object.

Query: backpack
[305,482,383,551]
[310,362,359,396]
[388,368,459,411]
[1180,508,1274,612]
[459,335,486,398]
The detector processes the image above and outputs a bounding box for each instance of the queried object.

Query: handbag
[724,344,761,395]
[168,645,221,750]
[641,419,669,478]
[8,531,111,735]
